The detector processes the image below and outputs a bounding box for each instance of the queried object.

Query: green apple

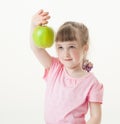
[32,25,54,48]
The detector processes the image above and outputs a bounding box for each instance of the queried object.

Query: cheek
[57,50,63,58]
[71,50,83,59]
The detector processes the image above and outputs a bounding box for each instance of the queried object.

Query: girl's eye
[69,46,75,48]
[58,46,63,49]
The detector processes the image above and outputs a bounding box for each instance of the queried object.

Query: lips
[64,59,72,61]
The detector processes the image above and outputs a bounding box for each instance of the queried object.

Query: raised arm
[30,9,52,69]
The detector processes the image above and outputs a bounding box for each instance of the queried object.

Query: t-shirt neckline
[63,67,92,80]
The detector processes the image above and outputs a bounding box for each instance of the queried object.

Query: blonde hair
[55,21,89,46]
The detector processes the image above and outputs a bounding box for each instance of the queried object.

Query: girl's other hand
[32,9,51,26]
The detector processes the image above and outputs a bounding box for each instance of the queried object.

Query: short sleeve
[43,57,63,82]
[43,57,55,81]
[88,80,104,104]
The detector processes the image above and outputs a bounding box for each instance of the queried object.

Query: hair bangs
[55,25,77,42]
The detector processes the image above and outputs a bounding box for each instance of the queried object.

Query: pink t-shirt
[43,57,103,124]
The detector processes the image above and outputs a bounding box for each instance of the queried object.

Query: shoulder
[85,72,104,91]
[87,72,103,85]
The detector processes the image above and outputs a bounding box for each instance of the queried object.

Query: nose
[64,49,70,58]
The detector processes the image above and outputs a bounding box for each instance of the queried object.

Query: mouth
[64,59,72,61]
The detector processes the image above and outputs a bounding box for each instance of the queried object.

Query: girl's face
[56,41,87,70]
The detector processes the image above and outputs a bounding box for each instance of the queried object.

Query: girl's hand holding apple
[32,9,54,48]
[32,9,50,26]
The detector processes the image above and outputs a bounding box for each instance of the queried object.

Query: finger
[41,20,48,25]
[41,12,49,16]
[42,15,50,20]
[37,9,43,14]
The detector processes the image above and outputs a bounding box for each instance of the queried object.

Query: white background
[0,0,120,124]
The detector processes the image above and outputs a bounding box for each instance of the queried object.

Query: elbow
[30,43,34,50]
[30,41,37,51]
[30,43,35,52]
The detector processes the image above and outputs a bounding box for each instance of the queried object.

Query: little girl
[30,9,103,124]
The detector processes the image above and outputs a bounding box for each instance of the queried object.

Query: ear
[83,44,89,52]
[82,44,89,59]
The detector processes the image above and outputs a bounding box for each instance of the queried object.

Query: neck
[65,64,87,78]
